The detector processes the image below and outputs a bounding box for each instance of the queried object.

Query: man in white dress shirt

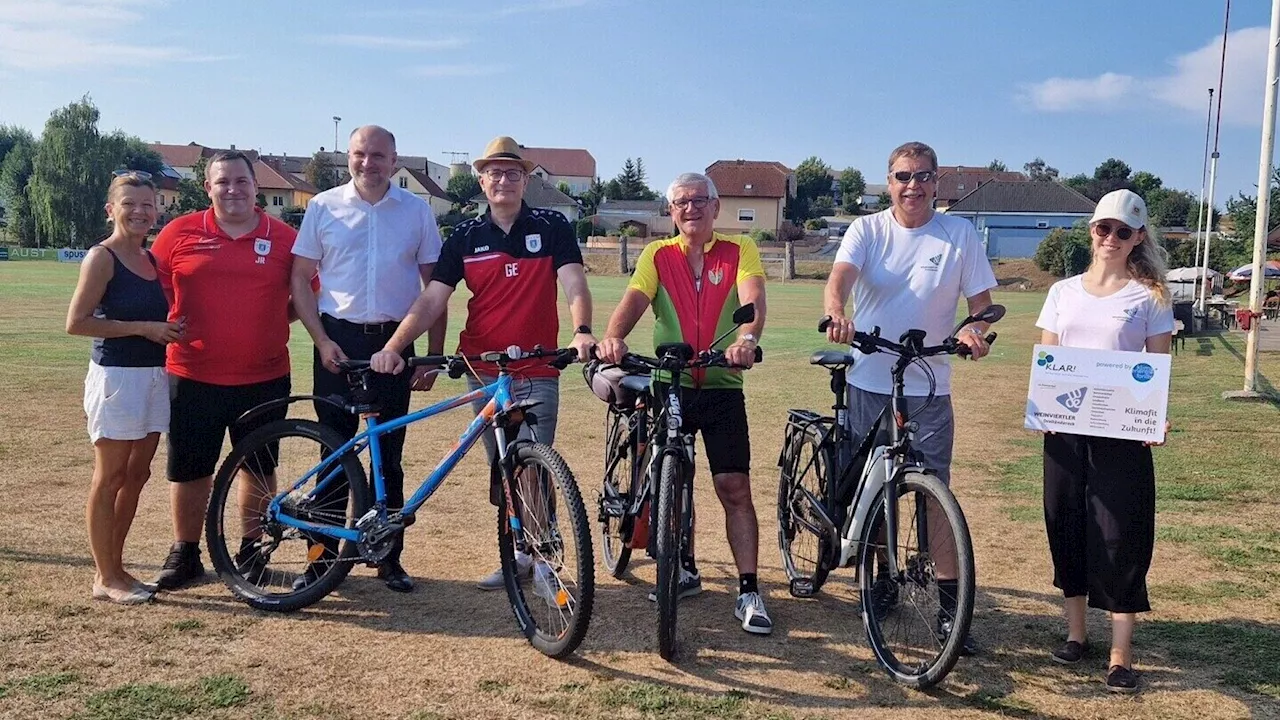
[290,124,445,593]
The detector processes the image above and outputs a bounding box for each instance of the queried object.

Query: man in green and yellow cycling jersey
[597,171,771,635]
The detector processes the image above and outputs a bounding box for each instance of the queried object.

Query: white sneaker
[531,561,570,609]
[735,591,773,635]
[477,551,532,590]
[647,569,703,602]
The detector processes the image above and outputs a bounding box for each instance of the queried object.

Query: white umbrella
[1167,267,1221,282]
[1227,261,1280,281]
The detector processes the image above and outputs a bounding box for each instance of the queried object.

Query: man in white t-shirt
[822,141,997,656]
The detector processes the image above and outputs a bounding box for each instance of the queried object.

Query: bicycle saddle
[620,374,652,395]
[810,350,851,368]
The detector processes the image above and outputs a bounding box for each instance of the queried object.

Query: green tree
[1224,167,1280,242]
[446,173,481,205]
[877,191,891,208]
[1023,157,1060,182]
[111,135,164,175]
[792,156,833,220]
[0,124,35,170]
[27,97,120,247]
[611,158,658,201]
[579,178,605,215]
[1144,187,1195,227]
[0,137,38,246]
[556,180,572,197]
[809,194,835,218]
[303,151,340,193]
[1034,222,1091,276]
[1130,171,1163,200]
[1063,173,1092,196]
[173,156,210,214]
[837,168,866,214]
[987,159,1007,172]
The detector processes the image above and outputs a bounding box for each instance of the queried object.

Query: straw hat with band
[473,136,536,174]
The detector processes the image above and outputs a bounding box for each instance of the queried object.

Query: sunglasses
[671,196,712,210]
[112,169,152,181]
[891,170,935,184]
[1092,222,1136,241]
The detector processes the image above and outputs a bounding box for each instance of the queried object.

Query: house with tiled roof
[392,166,452,215]
[945,180,1095,258]
[254,159,319,217]
[471,174,580,221]
[519,146,597,195]
[705,159,795,234]
[934,166,1028,210]
[148,142,260,180]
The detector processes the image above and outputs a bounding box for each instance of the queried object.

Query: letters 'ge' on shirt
[432,203,582,378]
[628,233,765,389]
[835,209,997,397]
[292,182,443,323]
[152,208,305,386]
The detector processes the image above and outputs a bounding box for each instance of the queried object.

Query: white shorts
[83,362,170,443]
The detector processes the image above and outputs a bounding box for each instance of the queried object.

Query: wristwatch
[965,326,984,337]
[739,333,759,345]
[575,325,592,335]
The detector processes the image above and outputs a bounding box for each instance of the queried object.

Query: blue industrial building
[946,181,1096,259]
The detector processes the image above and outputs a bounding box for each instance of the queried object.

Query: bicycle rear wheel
[498,442,594,658]
[206,418,370,612]
[654,452,682,661]
[599,407,634,578]
[777,425,834,594]
[858,470,974,688]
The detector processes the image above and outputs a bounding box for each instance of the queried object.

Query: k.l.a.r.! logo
[1055,387,1087,413]
[1037,350,1076,373]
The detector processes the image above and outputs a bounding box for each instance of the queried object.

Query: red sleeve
[151,222,178,307]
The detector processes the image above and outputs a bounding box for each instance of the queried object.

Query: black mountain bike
[777,305,1004,687]
[592,304,759,660]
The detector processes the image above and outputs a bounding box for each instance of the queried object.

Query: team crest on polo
[707,267,724,286]
[525,234,542,252]
[254,239,271,256]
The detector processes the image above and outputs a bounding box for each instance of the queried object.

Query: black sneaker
[868,575,899,618]
[936,613,979,657]
[1052,639,1089,665]
[234,540,268,586]
[154,542,205,590]
[1106,665,1139,694]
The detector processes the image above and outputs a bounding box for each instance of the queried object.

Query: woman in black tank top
[66,173,185,605]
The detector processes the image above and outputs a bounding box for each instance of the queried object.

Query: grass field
[0,262,1277,720]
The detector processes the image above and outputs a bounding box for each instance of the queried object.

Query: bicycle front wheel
[858,470,974,689]
[654,452,682,661]
[206,418,370,613]
[599,408,634,578]
[497,442,594,659]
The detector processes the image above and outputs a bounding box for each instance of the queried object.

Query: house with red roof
[704,159,795,234]
[519,146,597,195]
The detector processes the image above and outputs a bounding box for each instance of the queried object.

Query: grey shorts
[844,386,955,485]
[467,374,561,459]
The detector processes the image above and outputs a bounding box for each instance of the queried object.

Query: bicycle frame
[265,372,523,544]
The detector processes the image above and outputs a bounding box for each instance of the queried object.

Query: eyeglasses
[671,197,712,210]
[891,170,935,184]
[112,169,152,181]
[482,168,526,182]
[1092,222,1136,241]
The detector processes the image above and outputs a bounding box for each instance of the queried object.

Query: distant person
[822,141,996,656]
[1035,189,1173,694]
[291,125,445,594]
[66,171,181,604]
[369,135,596,593]
[150,151,310,591]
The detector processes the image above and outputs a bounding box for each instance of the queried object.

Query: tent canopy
[1167,267,1221,282]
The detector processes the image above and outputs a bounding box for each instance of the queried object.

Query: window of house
[1036,220,1049,229]
[399,176,408,189]
[272,195,283,206]
[158,194,165,206]
[738,208,756,222]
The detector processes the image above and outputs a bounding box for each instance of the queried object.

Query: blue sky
[0,0,1276,206]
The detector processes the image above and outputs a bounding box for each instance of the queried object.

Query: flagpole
[1227,0,1280,401]
[1193,88,1213,274]
[1199,0,1232,319]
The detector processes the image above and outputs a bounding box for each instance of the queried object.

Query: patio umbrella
[1227,260,1280,281]
[1167,267,1221,282]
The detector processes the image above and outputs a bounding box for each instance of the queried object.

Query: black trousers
[1042,433,1156,613]
[313,315,414,565]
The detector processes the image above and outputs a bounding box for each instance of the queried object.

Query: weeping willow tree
[27,96,119,247]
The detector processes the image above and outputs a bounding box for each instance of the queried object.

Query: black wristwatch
[575,325,592,335]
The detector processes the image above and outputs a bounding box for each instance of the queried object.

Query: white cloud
[1023,27,1271,125]
[311,34,470,51]
[0,0,228,70]
[409,63,508,78]
[367,0,594,21]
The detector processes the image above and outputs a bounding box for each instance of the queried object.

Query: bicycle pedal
[789,578,816,598]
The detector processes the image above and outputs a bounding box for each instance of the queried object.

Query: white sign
[1025,344,1171,443]
[57,248,89,263]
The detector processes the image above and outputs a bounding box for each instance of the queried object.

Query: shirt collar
[340,180,402,207]
[675,231,721,253]
[203,207,270,241]
[480,201,532,229]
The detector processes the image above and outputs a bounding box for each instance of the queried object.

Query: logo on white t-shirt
[1114,307,1139,323]
[920,253,942,272]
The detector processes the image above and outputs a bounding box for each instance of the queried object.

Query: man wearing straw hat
[371,136,597,591]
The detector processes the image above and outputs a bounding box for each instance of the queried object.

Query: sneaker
[234,540,268,586]
[1052,639,1089,665]
[935,612,979,657]
[531,561,569,608]
[1106,665,1139,694]
[867,574,899,618]
[154,542,205,591]
[647,569,703,602]
[477,551,532,591]
[735,591,773,635]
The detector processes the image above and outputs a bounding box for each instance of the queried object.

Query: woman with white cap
[1033,189,1174,693]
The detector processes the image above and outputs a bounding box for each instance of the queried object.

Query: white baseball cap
[1090,189,1148,229]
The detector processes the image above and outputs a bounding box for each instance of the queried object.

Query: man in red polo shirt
[149,150,311,590]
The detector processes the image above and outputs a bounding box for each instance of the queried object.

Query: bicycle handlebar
[339,346,580,376]
[611,345,763,374]
[817,315,997,360]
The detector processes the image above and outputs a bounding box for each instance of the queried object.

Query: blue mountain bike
[204,346,594,658]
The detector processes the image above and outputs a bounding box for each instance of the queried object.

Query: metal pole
[1233,0,1280,399]
[1199,0,1232,316]
[1199,154,1220,316]
[332,116,341,154]
[1194,88,1214,273]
